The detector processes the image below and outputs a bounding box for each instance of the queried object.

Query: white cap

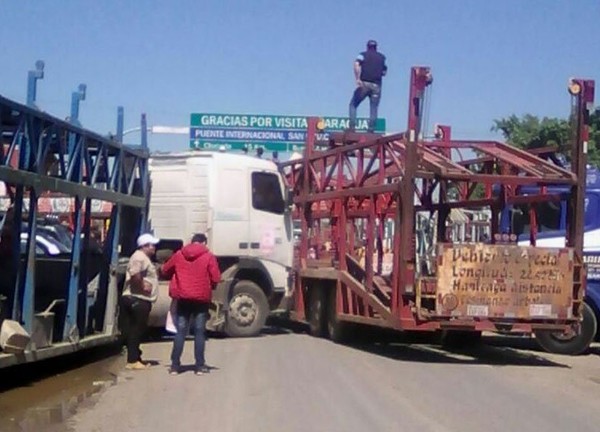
[137,233,160,247]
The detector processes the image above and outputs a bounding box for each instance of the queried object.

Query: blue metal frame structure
[0,90,149,347]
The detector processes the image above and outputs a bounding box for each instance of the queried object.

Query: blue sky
[1,0,598,151]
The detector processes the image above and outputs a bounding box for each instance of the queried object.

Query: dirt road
[66,329,600,432]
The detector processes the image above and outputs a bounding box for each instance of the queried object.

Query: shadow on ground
[264,319,575,368]
[169,364,220,374]
[484,334,600,356]
[345,340,570,368]
[145,318,599,368]
[144,316,305,344]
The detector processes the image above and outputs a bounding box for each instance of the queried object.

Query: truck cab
[147,151,294,337]
[507,166,600,353]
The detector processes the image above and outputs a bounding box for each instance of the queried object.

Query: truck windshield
[512,201,562,234]
[251,172,285,215]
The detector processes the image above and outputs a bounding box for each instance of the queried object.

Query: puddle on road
[0,346,124,432]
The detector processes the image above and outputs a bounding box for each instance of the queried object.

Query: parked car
[20,232,70,256]
[38,223,73,251]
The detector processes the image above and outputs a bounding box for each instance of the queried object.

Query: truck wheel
[535,302,597,355]
[327,288,350,343]
[225,280,269,338]
[307,285,328,337]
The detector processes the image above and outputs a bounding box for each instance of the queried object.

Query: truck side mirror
[274,197,286,214]
[512,209,525,236]
[285,188,294,208]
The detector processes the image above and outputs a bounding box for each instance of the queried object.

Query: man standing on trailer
[121,233,160,370]
[348,40,387,133]
[162,233,221,376]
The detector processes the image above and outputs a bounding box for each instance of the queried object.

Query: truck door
[248,170,293,269]
[209,165,250,257]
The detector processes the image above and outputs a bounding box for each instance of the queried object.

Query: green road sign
[191,141,307,152]
[189,113,386,152]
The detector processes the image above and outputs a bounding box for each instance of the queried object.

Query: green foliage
[492,112,600,167]
[491,114,570,150]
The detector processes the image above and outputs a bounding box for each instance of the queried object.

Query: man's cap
[367,40,377,47]
[137,233,160,247]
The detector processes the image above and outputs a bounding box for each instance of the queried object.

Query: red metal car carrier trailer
[280,67,595,354]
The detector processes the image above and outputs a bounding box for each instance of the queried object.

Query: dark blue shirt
[356,50,387,85]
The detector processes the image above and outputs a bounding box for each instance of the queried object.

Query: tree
[492,114,570,149]
[492,113,600,167]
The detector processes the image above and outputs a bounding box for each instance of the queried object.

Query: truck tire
[327,287,350,343]
[535,302,597,355]
[307,285,328,337]
[225,280,269,338]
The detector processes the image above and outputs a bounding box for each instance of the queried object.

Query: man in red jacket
[161,233,221,375]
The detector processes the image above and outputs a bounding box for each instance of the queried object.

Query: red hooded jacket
[162,243,221,303]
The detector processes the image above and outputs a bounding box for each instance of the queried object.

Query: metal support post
[141,113,148,149]
[63,197,82,342]
[78,198,93,335]
[566,78,595,255]
[11,189,37,334]
[10,186,24,321]
[67,84,86,159]
[103,205,121,335]
[398,67,432,302]
[69,84,87,127]
[116,106,124,143]
[139,114,149,233]
[26,60,44,108]
[20,188,37,334]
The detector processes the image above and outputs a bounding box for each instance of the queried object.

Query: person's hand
[356,79,363,88]
[143,280,153,294]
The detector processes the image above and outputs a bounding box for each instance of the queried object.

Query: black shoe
[195,365,210,376]
[169,366,180,375]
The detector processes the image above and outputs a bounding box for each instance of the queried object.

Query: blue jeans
[349,81,381,132]
[170,300,209,369]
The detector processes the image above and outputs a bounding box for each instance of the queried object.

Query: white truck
[146,151,294,337]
